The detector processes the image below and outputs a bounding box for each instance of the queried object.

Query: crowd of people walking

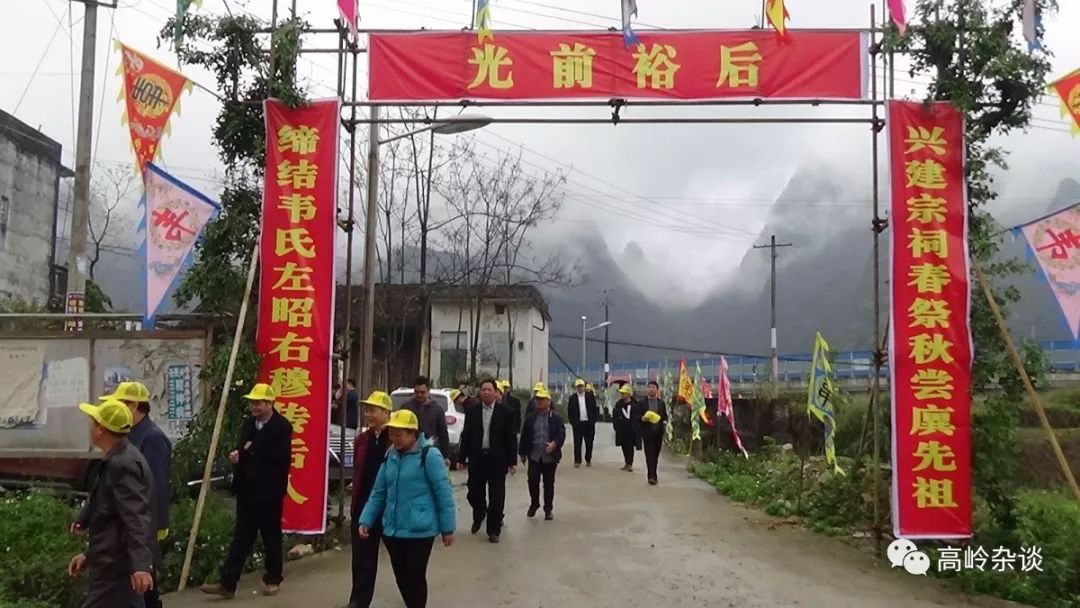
[65,374,667,608]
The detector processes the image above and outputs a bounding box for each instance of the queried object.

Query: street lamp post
[359,111,492,396]
[580,316,612,381]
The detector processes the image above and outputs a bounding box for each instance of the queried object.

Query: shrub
[0,492,85,608]
[158,494,246,592]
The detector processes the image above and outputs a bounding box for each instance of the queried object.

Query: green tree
[158,13,308,485]
[895,0,1056,530]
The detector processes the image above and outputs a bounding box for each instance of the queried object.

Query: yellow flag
[677,359,694,406]
[765,0,790,38]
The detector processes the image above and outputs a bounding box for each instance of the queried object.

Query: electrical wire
[93,9,119,165]
[14,2,69,114]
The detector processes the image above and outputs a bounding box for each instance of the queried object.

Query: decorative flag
[338,0,359,39]
[765,0,789,38]
[1016,203,1080,338]
[1023,0,1042,52]
[258,98,341,534]
[887,0,906,34]
[1048,69,1080,134]
[476,0,493,43]
[621,0,639,48]
[116,42,192,175]
[808,333,843,475]
[140,163,219,325]
[173,0,203,50]
[696,361,714,427]
[677,359,694,405]
[689,361,705,441]
[718,357,749,458]
[661,359,674,444]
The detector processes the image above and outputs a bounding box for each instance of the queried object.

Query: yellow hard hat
[586,384,595,392]
[535,388,552,400]
[100,381,150,404]
[533,382,545,392]
[450,389,462,401]
[574,378,585,387]
[79,399,134,434]
[642,410,662,424]
[243,383,276,402]
[387,409,419,430]
[361,390,392,410]
[497,379,511,391]
[618,384,632,395]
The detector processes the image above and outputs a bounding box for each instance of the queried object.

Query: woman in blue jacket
[359,409,456,608]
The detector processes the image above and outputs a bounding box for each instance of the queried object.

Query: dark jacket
[612,397,644,449]
[459,400,517,470]
[233,411,292,506]
[567,392,600,425]
[402,399,450,460]
[350,427,390,518]
[128,416,172,531]
[518,409,567,463]
[83,439,155,580]
[640,396,670,439]
[503,394,522,433]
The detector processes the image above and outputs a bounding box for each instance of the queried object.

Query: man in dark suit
[566,378,599,468]
[201,383,292,599]
[518,388,566,520]
[459,378,517,543]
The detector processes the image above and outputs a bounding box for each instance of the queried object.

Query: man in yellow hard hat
[518,388,565,520]
[92,381,171,608]
[68,399,155,607]
[523,381,546,420]
[567,378,599,468]
[498,379,522,438]
[346,391,393,608]
[202,383,292,599]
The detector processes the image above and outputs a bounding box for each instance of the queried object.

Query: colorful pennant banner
[116,42,191,175]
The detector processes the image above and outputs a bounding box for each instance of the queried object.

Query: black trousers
[83,577,143,608]
[620,443,635,467]
[572,422,595,464]
[527,459,557,513]
[143,537,164,608]
[221,497,284,590]
[348,523,382,607]
[643,432,663,481]
[383,536,435,608]
[467,452,507,536]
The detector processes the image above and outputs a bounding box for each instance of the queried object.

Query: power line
[15,3,69,114]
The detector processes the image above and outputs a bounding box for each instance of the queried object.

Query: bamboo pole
[178,242,260,590]
[972,259,1080,507]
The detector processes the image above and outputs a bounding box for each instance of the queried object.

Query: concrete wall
[0,111,63,303]
[428,299,549,388]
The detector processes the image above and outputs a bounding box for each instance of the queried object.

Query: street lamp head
[581,315,587,321]
[431,113,493,135]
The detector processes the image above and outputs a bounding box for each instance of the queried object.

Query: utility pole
[603,290,610,387]
[67,0,115,304]
[753,234,792,398]
[580,315,587,379]
[361,105,380,397]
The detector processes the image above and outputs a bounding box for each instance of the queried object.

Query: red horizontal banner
[369,30,868,101]
[888,100,973,540]
[257,98,340,534]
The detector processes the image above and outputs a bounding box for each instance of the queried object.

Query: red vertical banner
[258,98,340,534]
[888,100,973,539]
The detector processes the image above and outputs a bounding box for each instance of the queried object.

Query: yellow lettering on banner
[903,125,948,155]
[908,298,951,329]
[908,228,949,259]
[287,475,309,505]
[905,159,948,190]
[277,402,312,434]
[913,476,958,508]
[909,333,956,365]
[716,42,762,88]
[277,125,320,155]
[910,404,956,436]
[907,263,952,294]
[633,43,680,90]
[269,367,313,399]
[907,194,947,224]
[279,193,317,224]
[275,227,317,258]
[550,43,596,89]
[468,44,514,89]
[912,440,958,472]
[271,263,315,292]
[290,437,310,468]
[271,297,314,328]
[911,369,955,400]
[276,159,319,189]
[270,331,313,363]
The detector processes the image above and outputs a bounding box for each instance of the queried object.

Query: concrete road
[169,426,1019,608]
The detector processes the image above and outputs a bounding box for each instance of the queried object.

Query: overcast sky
[4,0,1080,304]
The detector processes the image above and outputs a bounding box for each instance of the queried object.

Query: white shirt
[255,414,272,431]
[481,401,496,450]
[576,391,588,421]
